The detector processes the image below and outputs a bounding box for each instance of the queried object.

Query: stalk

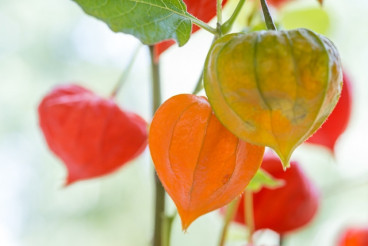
[217,0,223,25]
[280,235,284,246]
[110,45,141,98]
[221,0,247,34]
[192,70,204,95]
[260,0,277,30]
[244,190,255,243]
[149,45,166,246]
[218,198,240,246]
[185,13,218,35]
[163,212,177,246]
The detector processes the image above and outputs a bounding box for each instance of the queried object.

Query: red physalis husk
[306,72,352,153]
[38,84,148,185]
[153,0,228,60]
[338,226,368,246]
[149,94,265,230]
[231,153,319,235]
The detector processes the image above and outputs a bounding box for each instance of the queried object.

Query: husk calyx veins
[204,28,342,167]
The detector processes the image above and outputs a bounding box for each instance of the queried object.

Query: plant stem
[163,212,177,246]
[260,0,277,30]
[110,45,141,98]
[245,1,258,27]
[185,13,218,35]
[218,198,241,246]
[192,70,204,94]
[191,36,220,94]
[279,235,284,246]
[221,0,247,34]
[217,0,223,25]
[149,45,166,246]
[244,190,255,243]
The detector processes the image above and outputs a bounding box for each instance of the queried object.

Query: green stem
[185,13,218,35]
[149,45,166,246]
[217,0,223,25]
[279,235,284,246]
[221,0,247,34]
[245,1,258,27]
[191,36,220,94]
[260,0,277,30]
[192,70,204,94]
[163,212,177,246]
[218,198,241,246]
[110,45,141,98]
[245,190,255,243]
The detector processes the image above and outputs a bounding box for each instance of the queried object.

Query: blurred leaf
[249,21,282,32]
[247,168,284,192]
[250,22,267,31]
[280,7,330,35]
[72,0,192,46]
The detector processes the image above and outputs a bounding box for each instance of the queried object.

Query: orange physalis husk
[149,94,265,230]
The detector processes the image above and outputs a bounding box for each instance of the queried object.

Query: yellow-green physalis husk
[204,28,342,168]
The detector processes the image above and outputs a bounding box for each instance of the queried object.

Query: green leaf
[72,0,192,46]
[247,169,284,192]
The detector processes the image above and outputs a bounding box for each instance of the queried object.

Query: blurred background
[0,0,367,245]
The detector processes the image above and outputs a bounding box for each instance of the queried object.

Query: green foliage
[247,169,284,192]
[281,7,330,35]
[72,0,192,45]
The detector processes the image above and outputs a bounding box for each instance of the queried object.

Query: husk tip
[64,174,77,187]
[178,210,196,232]
[278,152,291,171]
[273,149,292,171]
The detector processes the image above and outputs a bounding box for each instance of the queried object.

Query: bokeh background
[0,0,368,245]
